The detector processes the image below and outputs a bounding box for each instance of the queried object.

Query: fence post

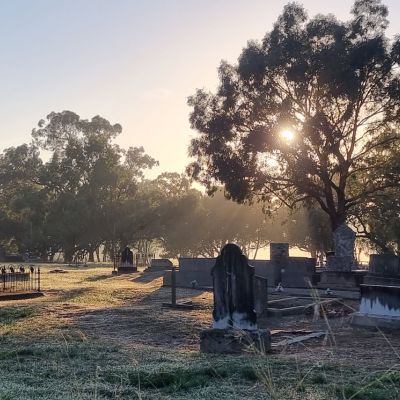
[171,267,176,306]
[37,267,41,292]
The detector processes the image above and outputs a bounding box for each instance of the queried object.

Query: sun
[280,129,295,142]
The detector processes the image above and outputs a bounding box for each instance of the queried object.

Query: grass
[0,265,399,399]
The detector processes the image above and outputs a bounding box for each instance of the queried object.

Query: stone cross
[212,243,257,330]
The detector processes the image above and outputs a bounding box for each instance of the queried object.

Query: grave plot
[0,264,42,300]
[266,296,345,317]
[1,266,400,400]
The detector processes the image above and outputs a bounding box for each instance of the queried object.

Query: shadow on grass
[57,288,91,302]
[131,270,164,284]
[84,274,115,282]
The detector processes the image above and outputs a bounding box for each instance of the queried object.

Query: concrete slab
[200,328,271,353]
[351,312,400,330]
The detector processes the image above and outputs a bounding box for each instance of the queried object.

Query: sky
[1,0,400,178]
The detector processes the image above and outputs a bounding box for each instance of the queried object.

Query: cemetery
[1,234,400,399]
[2,0,400,398]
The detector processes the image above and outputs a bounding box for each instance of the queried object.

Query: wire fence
[0,265,40,293]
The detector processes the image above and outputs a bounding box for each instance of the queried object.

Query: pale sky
[1,0,400,177]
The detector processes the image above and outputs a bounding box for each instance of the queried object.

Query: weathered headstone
[162,257,215,287]
[364,254,400,286]
[270,243,289,286]
[212,243,257,330]
[319,224,361,289]
[253,275,268,318]
[200,243,270,353]
[118,247,137,274]
[327,224,355,271]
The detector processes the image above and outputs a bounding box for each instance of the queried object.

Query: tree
[32,111,158,262]
[350,187,400,254]
[284,204,332,264]
[187,0,400,235]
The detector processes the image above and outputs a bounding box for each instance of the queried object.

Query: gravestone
[327,224,356,271]
[281,257,317,288]
[148,258,173,271]
[270,243,289,286]
[200,243,270,353]
[319,224,361,289]
[253,276,268,318]
[162,257,215,287]
[118,247,137,274]
[364,254,400,286]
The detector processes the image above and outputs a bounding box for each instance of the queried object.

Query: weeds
[0,267,399,399]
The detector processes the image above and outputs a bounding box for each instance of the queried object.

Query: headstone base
[351,312,400,330]
[317,271,364,289]
[117,266,137,274]
[162,301,194,310]
[326,255,353,272]
[200,328,271,354]
[363,275,400,287]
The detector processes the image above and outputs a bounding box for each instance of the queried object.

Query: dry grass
[0,265,399,399]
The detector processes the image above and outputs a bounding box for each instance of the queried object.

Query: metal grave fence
[0,265,41,293]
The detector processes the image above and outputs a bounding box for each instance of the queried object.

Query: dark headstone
[121,247,133,265]
[364,254,400,286]
[201,243,270,353]
[369,254,400,276]
[270,243,289,286]
[281,257,316,288]
[327,224,356,272]
[253,275,268,318]
[212,243,257,330]
[118,247,137,273]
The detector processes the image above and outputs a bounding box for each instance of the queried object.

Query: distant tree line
[0,111,337,263]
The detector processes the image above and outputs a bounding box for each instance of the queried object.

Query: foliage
[187,0,400,232]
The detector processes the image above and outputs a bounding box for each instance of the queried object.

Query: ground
[0,266,399,400]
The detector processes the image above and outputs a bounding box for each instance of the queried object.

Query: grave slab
[351,284,400,330]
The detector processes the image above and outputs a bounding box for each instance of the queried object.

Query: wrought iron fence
[0,265,40,293]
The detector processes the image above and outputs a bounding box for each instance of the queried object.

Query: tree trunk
[96,247,100,263]
[64,246,74,264]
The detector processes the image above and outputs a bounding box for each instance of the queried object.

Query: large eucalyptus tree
[187,0,400,233]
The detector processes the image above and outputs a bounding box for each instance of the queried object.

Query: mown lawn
[0,266,399,400]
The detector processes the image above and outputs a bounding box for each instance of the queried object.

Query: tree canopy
[187,0,400,232]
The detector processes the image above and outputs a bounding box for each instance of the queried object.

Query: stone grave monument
[200,243,270,353]
[148,258,173,271]
[117,247,137,274]
[318,224,365,289]
[364,254,400,286]
[351,284,400,329]
[328,224,356,271]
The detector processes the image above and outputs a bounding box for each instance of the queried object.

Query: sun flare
[280,129,295,142]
